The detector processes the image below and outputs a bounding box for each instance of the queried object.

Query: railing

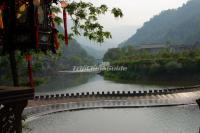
[0,86,33,133]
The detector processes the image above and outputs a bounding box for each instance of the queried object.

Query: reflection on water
[35,73,95,93]
[36,74,173,95]
[25,105,200,133]
[32,73,200,133]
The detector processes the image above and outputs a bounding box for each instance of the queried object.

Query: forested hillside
[120,0,200,47]
[103,46,200,85]
[57,39,95,70]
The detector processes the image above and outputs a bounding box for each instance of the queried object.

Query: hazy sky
[74,0,190,50]
[82,0,189,28]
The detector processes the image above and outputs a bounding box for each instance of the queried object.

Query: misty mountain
[120,0,200,47]
[57,25,99,60]
[80,45,106,59]
[55,40,95,70]
[58,15,139,57]
[75,25,139,51]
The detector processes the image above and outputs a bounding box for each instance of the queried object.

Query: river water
[28,73,200,133]
[35,73,173,95]
[25,105,200,133]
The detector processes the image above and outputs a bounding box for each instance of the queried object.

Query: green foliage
[103,48,123,62]
[164,61,182,73]
[51,6,61,13]
[1,1,118,86]
[54,16,63,25]
[104,46,200,82]
[58,39,95,69]
[58,33,65,40]
[111,8,123,17]
[52,1,123,43]
[0,39,95,86]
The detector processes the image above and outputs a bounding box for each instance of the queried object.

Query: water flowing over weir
[24,74,200,133]
[24,87,200,119]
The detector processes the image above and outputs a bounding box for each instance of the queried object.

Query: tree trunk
[7,0,19,87]
[9,50,19,86]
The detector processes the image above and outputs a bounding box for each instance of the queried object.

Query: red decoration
[0,10,4,29]
[51,14,59,49]
[0,2,6,29]
[25,54,34,88]
[60,1,69,46]
[60,1,68,8]
[25,54,32,61]
[63,9,68,46]
[0,2,6,10]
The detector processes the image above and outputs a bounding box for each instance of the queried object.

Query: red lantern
[60,0,69,46]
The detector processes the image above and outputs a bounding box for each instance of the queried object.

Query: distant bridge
[23,86,200,119]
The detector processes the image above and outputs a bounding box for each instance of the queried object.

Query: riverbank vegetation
[0,40,95,86]
[103,46,200,85]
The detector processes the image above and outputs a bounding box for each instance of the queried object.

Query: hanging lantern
[60,0,69,46]
[0,0,60,52]
[37,0,54,52]
[0,0,61,87]
[12,0,36,51]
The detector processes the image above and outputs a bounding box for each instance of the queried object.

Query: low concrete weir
[34,88,199,101]
[24,88,200,119]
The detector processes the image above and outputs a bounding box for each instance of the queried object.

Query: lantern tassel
[52,20,59,49]
[63,8,68,46]
[25,55,34,88]
[0,10,4,29]
[0,2,6,29]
